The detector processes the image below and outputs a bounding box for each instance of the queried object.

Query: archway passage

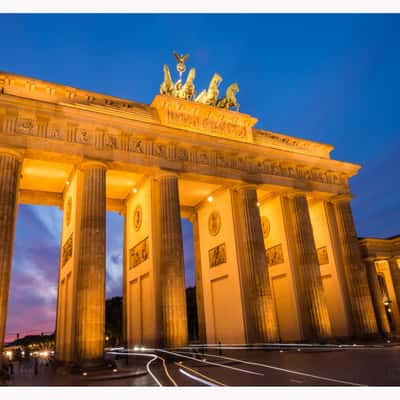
[5,204,62,345]
[105,212,124,347]
[182,218,199,342]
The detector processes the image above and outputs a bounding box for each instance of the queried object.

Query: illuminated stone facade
[359,235,400,335]
[0,71,384,364]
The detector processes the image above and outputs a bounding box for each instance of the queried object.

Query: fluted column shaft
[233,186,279,342]
[364,259,390,335]
[389,257,400,312]
[333,197,378,336]
[157,174,188,347]
[0,151,21,361]
[75,163,107,362]
[283,194,332,340]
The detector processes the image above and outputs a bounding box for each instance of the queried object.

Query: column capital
[363,257,377,264]
[329,193,353,204]
[232,183,258,192]
[282,190,310,200]
[390,257,400,268]
[153,169,179,180]
[78,159,108,171]
[0,147,24,161]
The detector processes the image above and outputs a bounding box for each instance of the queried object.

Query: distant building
[359,235,400,335]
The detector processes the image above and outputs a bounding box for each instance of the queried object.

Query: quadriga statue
[195,73,223,107]
[160,64,174,96]
[175,68,196,101]
[216,83,240,111]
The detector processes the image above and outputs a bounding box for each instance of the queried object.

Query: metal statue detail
[216,83,240,111]
[195,73,222,107]
[160,64,174,96]
[159,51,240,112]
[176,68,196,100]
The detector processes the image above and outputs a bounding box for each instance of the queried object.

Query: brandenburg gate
[0,54,394,364]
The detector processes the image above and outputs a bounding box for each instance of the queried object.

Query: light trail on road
[156,348,264,377]
[158,355,178,386]
[146,354,162,386]
[107,351,163,386]
[175,361,226,386]
[179,350,364,386]
[178,368,216,386]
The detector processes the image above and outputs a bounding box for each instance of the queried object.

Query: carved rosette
[261,216,270,238]
[133,205,142,232]
[208,211,221,236]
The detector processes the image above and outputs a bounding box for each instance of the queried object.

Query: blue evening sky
[1,14,399,339]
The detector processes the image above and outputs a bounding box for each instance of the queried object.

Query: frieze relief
[76,128,90,144]
[317,246,329,266]
[62,233,73,267]
[130,237,149,269]
[176,147,188,161]
[15,119,35,135]
[2,113,350,189]
[266,244,284,267]
[103,133,119,150]
[209,243,227,268]
[47,123,64,140]
[129,136,146,153]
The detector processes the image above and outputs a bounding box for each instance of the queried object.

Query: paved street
[2,344,400,386]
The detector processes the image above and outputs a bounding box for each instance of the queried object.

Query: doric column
[364,258,390,335]
[0,149,22,361]
[156,172,188,347]
[75,161,107,363]
[331,195,378,336]
[190,213,206,343]
[232,185,279,342]
[282,193,332,340]
[389,257,400,312]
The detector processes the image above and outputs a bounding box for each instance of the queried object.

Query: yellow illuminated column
[331,195,378,336]
[190,213,206,343]
[75,161,107,363]
[364,258,390,335]
[0,149,22,361]
[231,185,279,342]
[282,193,332,340]
[389,257,400,312]
[155,172,188,347]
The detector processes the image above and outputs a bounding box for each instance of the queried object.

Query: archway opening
[181,218,199,342]
[105,211,124,347]
[6,204,62,352]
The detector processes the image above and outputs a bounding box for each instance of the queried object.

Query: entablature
[0,72,361,195]
[359,236,400,259]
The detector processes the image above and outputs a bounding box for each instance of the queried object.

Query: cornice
[0,71,360,174]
